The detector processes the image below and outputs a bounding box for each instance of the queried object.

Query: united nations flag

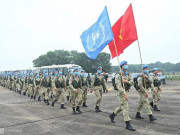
[80,6,114,59]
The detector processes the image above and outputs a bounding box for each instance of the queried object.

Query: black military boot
[51,101,55,107]
[60,104,66,109]
[38,96,41,101]
[125,121,136,131]
[46,100,49,105]
[109,112,116,123]
[23,92,26,95]
[83,102,88,107]
[34,96,36,100]
[150,101,154,108]
[19,91,21,95]
[50,94,53,99]
[76,106,82,113]
[95,106,102,112]
[72,107,77,114]
[135,112,144,119]
[30,95,33,99]
[154,105,160,111]
[149,114,157,122]
[67,96,69,101]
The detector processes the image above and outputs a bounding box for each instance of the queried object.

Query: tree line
[33,51,180,74]
[33,50,111,73]
[111,61,180,73]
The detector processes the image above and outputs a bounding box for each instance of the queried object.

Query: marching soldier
[19,74,24,95]
[135,65,157,122]
[69,68,83,114]
[149,68,162,111]
[28,71,34,99]
[51,69,66,109]
[90,67,108,112]
[66,70,73,102]
[22,73,29,96]
[41,71,52,105]
[80,70,89,107]
[33,72,42,101]
[109,61,135,131]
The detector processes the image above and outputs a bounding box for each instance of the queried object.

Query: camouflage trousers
[113,91,131,121]
[66,86,71,100]
[33,85,43,98]
[53,88,65,104]
[151,87,161,106]
[137,91,152,115]
[82,86,88,103]
[28,85,34,96]
[44,87,51,100]
[94,86,103,107]
[21,84,28,93]
[70,88,82,108]
[9,81,13,89]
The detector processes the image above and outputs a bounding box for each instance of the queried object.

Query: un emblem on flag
[86,23,105,52]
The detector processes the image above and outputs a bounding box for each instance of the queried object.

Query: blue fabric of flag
[81,6,114,59]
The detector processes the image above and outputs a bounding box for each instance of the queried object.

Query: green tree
[33,50,111,73]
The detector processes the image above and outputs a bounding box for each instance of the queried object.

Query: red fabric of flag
[109,4,138,58]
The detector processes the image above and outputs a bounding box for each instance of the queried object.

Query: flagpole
[131,4,146,89]
[113,39,125,89]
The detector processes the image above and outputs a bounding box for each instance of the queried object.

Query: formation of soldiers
[0,62,162,131]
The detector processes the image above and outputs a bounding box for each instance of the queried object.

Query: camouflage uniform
[41,76,52,105]
[66,75,72,102]
[22,76,28,95]
[137,76,152,115]
[81,75,89,107]
[91,73,107,111]
[149,74,161,110]
[33,76,42,100]
[69,75,82,113]
[113,73,132,121]
[28,76,34,98]
[51,75,66,108]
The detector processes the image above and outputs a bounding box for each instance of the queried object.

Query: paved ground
[0,80,180,135]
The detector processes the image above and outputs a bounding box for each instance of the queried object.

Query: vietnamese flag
[109,4,138,58]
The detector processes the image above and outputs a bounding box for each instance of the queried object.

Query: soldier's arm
[102,76,107,90]
[149,76,155,91]
[64,76,66,88]
[69,77,75,90]
[86,78,89,88]
[33,78,37,87]
[40,77,43,87]
[90,75,96,90]
[79,77,82,89]
[128,76,134,86]
[115,74,125,95]
[19,78,22,85]
[138,77,146,93]
[51,78,56,89]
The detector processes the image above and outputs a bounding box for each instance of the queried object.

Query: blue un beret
[153,68,158,71]
[143,64,148,69]
[120,60,127,67]
[97,67,102,70]
[73,68,79,72]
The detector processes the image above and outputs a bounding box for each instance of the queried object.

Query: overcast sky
[0,0,179,71]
